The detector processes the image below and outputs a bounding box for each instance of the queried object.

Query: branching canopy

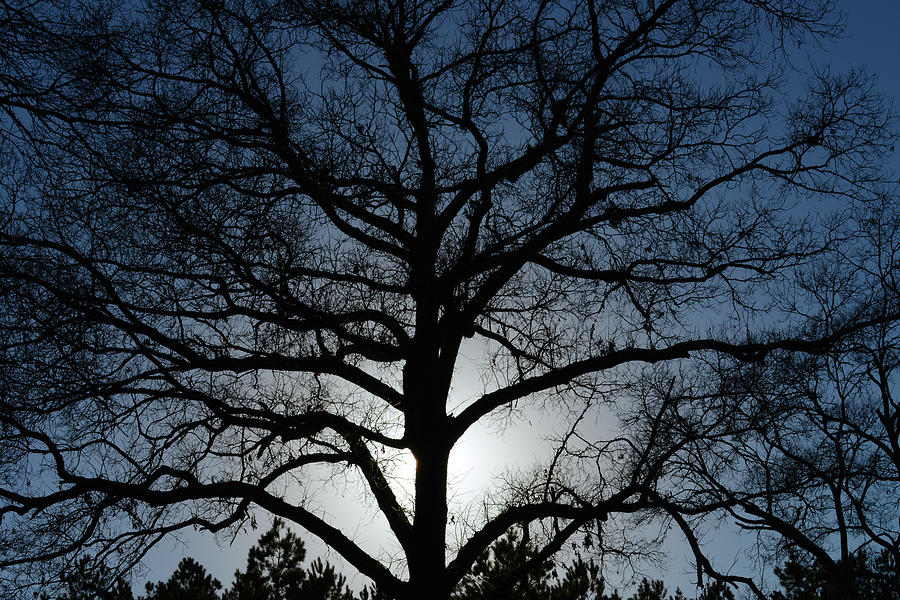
[0,0,896,598]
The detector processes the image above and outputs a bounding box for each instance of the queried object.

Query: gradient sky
[133,1,900,596]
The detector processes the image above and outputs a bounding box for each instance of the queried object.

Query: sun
[385,442,475,496]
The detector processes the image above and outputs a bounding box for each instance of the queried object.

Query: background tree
[40,523,748,600]
[44,521,357,600]
[638,195,900,597]
[452,528,621,600]
[630,579,668,600]
[40,558,134,600]
[0,0,895,599]
[225,519,355,600]
[771,549,899,600]
[143,558,222,600]
[695,583,735,600]
[618,577,734,600]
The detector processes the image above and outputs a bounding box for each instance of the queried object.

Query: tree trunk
[408,441,450,600]
[403,328,453,599]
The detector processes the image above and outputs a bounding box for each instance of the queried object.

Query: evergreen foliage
[772,550,900,600]
[224,519,355,600]
[143,558,222,600]
[41,557,134,600]
[45,526,900,600]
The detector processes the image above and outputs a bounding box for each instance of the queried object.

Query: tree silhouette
[224,519,355,600]
[143,558,222,600]
[629,579,667,600]
[656,198,900,598]
[771,549,899,600]
[452,528,621,600]
[40,557,134,600]
[41,522,638,600]
[0,0,896,598]
[43,521,358,600]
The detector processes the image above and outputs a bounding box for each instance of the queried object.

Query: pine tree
[41,557,134,600]
[629,579,667,600]
[143,558,222,600]
[224,519,355,600]
[772,550,900,600]
[452,529,621,600]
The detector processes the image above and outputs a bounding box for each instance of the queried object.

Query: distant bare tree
[627,197,900,598]
[0,0,895,599]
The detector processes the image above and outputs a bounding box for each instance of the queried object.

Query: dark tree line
[43,521,899,600]
[772,550,899,600]
[1,0,898,598]
[42,520,355,600]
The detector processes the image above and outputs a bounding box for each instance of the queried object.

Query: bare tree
[0,0,894,598]
[642,196,900,599]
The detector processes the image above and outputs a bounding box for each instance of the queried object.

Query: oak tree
[0,0,895,598]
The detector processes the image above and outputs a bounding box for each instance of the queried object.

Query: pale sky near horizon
[132,1,900,596]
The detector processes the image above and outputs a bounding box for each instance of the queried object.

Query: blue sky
[133,1,900,596]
